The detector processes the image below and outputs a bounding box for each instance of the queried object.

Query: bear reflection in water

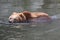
[19,15,57,23]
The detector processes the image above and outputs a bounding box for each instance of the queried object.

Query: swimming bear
[8,11,54,23]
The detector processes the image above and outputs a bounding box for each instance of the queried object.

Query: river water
[0,0,60,40]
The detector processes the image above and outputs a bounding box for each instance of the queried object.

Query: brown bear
[8,11,51,23]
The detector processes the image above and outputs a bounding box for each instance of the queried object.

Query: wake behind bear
[8,11,51,23]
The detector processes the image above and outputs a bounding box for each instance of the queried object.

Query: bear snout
[9,20,12,23]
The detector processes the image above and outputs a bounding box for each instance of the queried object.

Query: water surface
[0,0,60,40]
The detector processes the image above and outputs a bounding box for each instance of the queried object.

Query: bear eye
[10,18,12,19]
[14,19,16,20]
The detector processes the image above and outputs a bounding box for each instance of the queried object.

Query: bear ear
[22,11,31,19]
[12,12,17,14]
[23,11,30,14]
[23,11,31,15]
[23,11,31,16]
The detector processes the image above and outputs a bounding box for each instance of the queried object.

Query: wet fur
[9,11,51,23]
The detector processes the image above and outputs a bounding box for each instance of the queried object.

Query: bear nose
[9,21,12,23]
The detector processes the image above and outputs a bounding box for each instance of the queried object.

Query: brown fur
[8,11,51,23]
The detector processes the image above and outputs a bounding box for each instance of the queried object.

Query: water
[0,0,60,40]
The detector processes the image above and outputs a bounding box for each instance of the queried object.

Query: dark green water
[0,0,60,40]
